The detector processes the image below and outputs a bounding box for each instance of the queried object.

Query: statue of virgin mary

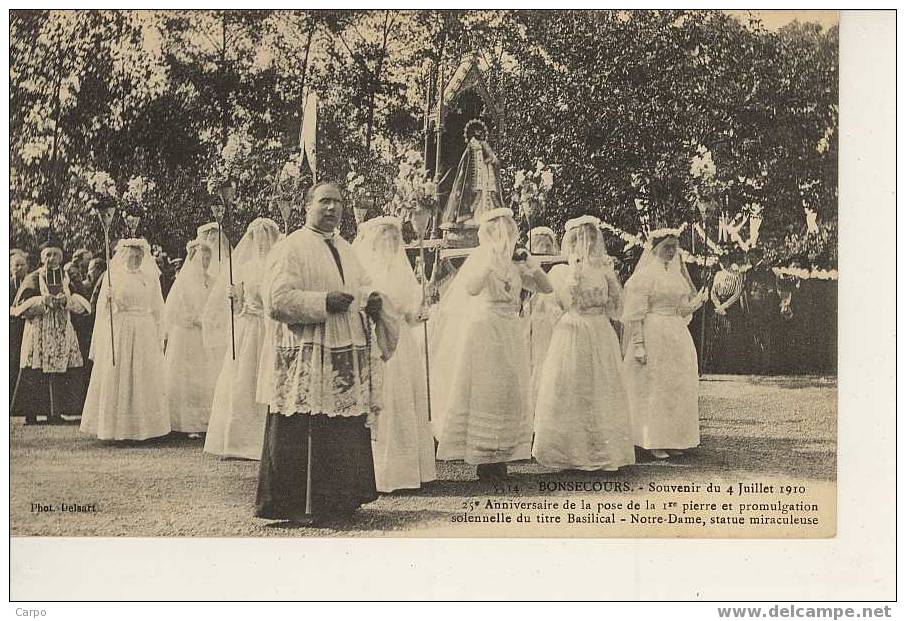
[440,119,505,233]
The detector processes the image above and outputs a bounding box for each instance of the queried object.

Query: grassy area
[10,374,836,537]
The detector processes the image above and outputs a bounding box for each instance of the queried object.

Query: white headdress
[622,228,697,326]
[529,226,558,254]
[352,216,421,318]
[164,238,215,341]
[195,221,232,274]
[562,215,609,266]
[202,217,281,351]
[89,237,163,361]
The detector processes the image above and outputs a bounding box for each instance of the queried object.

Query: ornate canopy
[430,52,500,125]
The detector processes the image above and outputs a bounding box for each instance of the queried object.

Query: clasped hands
[227,284,245,312]
[326,290,383,321]
[43,293,69,309]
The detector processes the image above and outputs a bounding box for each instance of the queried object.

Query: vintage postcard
[8,4,897,606]
[8,8,842,545]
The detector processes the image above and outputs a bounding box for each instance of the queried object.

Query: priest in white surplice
[255,181,397,525]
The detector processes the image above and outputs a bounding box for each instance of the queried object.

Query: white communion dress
[432,254,550,465]
[203,261,271,459]
[353,217,436,492]
[622,256,701,450]
[80,243,170,441]
[532,260,635,470]
[164,243,218,433]
[204,218,282,460]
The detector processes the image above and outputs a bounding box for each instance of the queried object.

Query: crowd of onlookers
[9,243,186,424]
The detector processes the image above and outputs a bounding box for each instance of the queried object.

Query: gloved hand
[364,292,383,320]
[633,344,647,365]
[228,283,244,313]
[326,291,354,313]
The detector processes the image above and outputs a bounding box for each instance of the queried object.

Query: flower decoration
[346,169,368,205]
[389,148,436,218]
[72,166,119,209]
[122,175,156,208]
[512,158,555,218]
[206,132,254,196]
[279,160,301,185]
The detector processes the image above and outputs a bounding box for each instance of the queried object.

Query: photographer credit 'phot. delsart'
[9,8,839,542]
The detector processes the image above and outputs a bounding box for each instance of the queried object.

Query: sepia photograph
[7,8,845,545]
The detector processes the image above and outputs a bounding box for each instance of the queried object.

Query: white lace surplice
[622,267,700,450]
[260,227,381,418]
[14,268,85,373]
[532,264,635,470]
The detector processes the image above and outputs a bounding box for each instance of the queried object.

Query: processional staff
[212,181,237,360]
[93,201,118,366]
[299,89,319,517]
[411,205,433,423]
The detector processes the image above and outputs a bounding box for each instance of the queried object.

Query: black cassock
[255,413,377,520]
[9,277,25,416]
[255,230,380,522]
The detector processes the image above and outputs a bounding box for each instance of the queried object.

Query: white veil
[352,216,422,319]
[528,226,559,255]
[428,208,519,437]
[196,221,233,276]
[89,238,163,361]
[164,239,213,339]
[561,216,624,318]
[202,217,281,351]
[622,232,697,326]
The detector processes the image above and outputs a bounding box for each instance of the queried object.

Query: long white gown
[524,288,561,424]
[203,260,270,459]
[372,318,437,492]
[532,262,634,470]
[432,258,547,465]
[80,257,170,441]
[622,261,701,450]
[353,218,436,492]
[164,248,217,433]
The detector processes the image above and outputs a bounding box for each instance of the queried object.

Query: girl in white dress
[80,239,170,441]
[622,229,709,459]
[196,221,233,370]
[203,218,282,460]
[353,216,437,492]
[164,240,216,438]
[524,226,563,421]
[431,207,553,481]
[533,216,635,471]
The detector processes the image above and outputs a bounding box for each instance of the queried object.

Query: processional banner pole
[213,183,236,360]
[412,204,433,424]
[299,90,319,518]
[94,204,117,366]
[420,243,432,424]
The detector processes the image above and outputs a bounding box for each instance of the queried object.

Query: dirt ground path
[10,375,836,537]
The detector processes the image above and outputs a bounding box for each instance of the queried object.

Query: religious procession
[9,9,838,536]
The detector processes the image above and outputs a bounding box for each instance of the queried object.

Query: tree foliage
[10,9,838,267]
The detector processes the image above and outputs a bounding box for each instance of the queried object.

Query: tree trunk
[219,14,229,147]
